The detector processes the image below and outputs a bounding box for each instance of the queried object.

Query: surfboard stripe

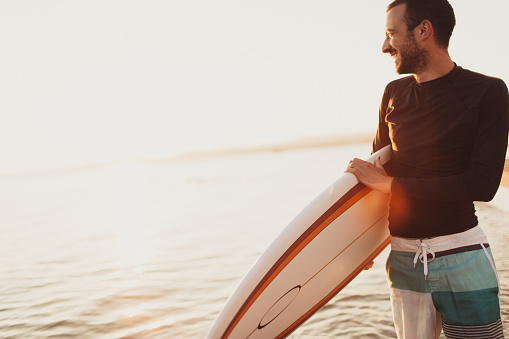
[220,183,373,339]
[275,236,391,339]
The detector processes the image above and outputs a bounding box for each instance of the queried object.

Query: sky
[1,0,508,175]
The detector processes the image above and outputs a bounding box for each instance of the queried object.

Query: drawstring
[414,240,435,279]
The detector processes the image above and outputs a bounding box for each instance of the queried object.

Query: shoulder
[386,75,414,90]
[384,75,414,96]
[456,68,509,124]
[451,67,508,108]
[456,67,508,92]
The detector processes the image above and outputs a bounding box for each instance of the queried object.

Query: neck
[413,49,455,83]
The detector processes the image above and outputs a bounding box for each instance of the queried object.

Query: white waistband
[390,225,488,253]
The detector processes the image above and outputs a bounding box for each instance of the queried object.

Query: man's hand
[345,156,393,194]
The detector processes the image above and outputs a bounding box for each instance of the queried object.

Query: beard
[391,32,428,75]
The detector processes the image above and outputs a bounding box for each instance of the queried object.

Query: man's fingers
[364,260,375,270]
[345,165,356,174]
[345,158,371,174]
[344,156,392,194]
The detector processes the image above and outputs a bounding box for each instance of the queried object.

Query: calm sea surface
[1,143,508,338]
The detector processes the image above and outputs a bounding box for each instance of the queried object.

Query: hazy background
[1,0,508,175]
[1,3,509,338]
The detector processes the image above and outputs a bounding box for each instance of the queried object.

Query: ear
[417,20,433,41]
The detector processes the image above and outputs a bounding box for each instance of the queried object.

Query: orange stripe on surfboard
[220,184,372,339]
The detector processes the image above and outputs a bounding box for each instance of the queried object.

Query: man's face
[382,4,427,75]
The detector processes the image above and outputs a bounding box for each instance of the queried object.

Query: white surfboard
[207,145,392,339]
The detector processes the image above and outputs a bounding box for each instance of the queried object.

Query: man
[346,0,509,338]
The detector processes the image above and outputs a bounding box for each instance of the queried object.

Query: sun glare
[123,303,149,318]
[95,161,156,269]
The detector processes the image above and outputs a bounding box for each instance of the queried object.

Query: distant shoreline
[171,138,509,190]
[173,139,509,190]
[3,136,508,181]
[171,134,374,160]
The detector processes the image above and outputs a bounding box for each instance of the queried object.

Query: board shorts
[386,225,504,339]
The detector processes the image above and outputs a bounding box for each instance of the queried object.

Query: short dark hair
[387,0,456,48]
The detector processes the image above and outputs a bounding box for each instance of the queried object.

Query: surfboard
[207,145,392,339]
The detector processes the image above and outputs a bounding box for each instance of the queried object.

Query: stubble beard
[394,32,428,75]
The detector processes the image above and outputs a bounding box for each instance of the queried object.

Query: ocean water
[1,143,508,338]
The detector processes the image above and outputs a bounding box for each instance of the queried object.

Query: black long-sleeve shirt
[373,65,509,238]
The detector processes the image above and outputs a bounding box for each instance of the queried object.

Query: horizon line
[0,134,374,178]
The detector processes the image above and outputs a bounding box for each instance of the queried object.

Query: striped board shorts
[386,225,504,339]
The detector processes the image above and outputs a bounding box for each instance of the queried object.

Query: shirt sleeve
[392,78,509,202]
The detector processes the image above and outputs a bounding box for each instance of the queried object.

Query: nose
[382,37,392,54]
